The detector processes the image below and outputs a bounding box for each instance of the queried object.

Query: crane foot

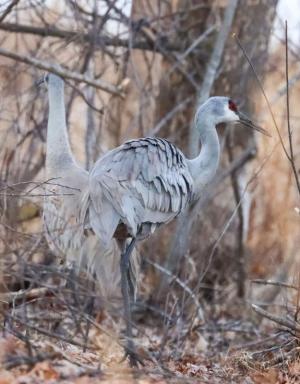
[121,341,144,367]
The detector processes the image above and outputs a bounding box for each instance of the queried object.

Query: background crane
[42,73,139,301]
[44,73,269,366]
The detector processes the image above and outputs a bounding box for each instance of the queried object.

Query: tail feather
[79,189,140,301]
[82,237,140,301]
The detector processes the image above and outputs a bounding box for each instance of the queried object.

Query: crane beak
[237,111,271,137]
[36,73,49,87]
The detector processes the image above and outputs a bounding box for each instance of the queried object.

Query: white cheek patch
[224,106,238,122]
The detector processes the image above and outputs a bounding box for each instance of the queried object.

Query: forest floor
[0,331,299,383]
[0,292,299,384]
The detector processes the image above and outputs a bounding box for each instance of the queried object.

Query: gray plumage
[84,95,252,247]
[43,74,138,298]
[42,74,268,365]
[86,137,193,245]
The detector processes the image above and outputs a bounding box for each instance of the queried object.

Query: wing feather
[89,137,193,237]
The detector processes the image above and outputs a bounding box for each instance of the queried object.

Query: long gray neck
[46,81,75,174]
[187,117,220,199]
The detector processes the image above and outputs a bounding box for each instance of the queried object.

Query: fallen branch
[252,304,300,333]
[0,47,124,97]
[3,352,59,370]
[0,287,50,304]
[44,341,101,374]
[269,346,300,366]
[252,279,298,291]
[6,313,97,350]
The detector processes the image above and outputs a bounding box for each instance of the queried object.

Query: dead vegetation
[0,0,300,383]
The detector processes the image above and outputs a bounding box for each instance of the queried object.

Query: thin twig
[234,34,290,161]
[149,97,193,136]
[285,21,300,194]
[251,279,298,291]
[231,331,286,351]
[145,258,204,320]
[168,26,216,76]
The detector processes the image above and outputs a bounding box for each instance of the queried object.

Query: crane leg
[120,237,142,367]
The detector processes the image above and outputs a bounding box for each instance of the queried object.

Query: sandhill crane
[42,73,269,366]
[42,73,139,300]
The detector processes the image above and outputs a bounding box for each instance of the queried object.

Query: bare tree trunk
[156,0,278,298]
[188,0,239,157]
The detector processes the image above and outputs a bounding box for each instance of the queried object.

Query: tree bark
[154,0,278,298]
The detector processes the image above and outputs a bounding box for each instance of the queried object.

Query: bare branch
[252,279,298,291]
[0,0,19,23]
[0,47,124,97]
[189,0,239,156]
[167,26,216,80]
[0,21,181,52]
[145,258,204,321]
[149,97,193,136]
[252,304,300,333]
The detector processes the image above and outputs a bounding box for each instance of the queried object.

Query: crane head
[196,97,271,137]
[36,73,49,87]
[226,98,270,136]
[223,97,270,136]
[36,73,64,89]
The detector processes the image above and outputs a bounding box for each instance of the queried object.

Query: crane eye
[228,99,238,112]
